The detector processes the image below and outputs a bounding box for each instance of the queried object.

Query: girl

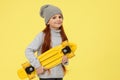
[25,4,69,80]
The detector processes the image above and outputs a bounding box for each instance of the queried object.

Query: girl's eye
[59,16,62,19]
[52,16,56,19]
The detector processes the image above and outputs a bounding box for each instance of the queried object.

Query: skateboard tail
[17,68,28,79]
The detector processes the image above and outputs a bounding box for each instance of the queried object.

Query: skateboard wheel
[25,66,35,74]
[62,46,71,54]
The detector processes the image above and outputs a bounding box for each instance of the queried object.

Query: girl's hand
[62,55,68,65]
[36,66,44,75]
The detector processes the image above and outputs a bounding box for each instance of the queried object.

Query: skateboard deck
[17,41,77,80]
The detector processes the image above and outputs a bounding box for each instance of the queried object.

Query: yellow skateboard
[17,41,77,80]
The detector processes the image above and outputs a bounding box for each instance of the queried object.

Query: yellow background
[0,0,120,80]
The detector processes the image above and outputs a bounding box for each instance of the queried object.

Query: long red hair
[41,25,68,75]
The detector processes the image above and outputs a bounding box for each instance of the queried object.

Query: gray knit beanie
[40,4,63,24]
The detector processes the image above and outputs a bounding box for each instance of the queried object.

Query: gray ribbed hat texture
[40,4,63,24]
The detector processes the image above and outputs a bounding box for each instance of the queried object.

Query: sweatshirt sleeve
[25,32,44,68]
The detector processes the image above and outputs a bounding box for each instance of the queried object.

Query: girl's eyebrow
[52,15,62,18]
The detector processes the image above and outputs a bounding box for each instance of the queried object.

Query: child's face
[47,14,63,30]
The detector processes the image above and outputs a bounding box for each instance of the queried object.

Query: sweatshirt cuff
[30,58,41,69]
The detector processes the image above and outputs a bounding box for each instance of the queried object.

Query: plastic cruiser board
[17,41,77,80]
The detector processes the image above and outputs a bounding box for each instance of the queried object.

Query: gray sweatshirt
[25,28,66,78]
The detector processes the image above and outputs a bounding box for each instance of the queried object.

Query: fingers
[36,66,45,74]
[62,55,68,64]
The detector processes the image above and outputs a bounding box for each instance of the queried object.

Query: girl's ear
[46,23,49,26]
[47,22,49,25]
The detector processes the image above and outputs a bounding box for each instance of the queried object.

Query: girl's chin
[53,26,61,29]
